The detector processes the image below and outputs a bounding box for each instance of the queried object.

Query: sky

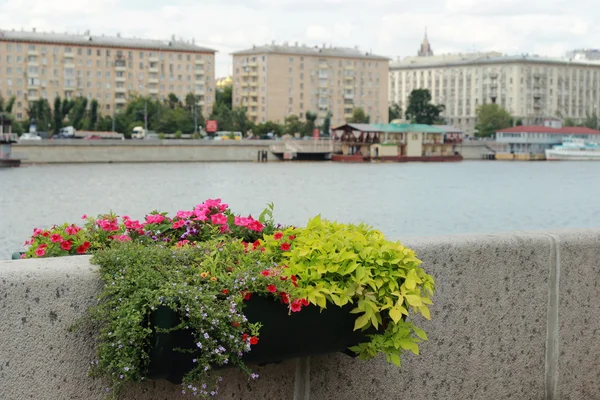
[0,0,598,77]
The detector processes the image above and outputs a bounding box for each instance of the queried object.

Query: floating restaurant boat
[545,137,600,161]
[331,123,463,162]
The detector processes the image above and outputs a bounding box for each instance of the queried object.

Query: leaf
[353,313,370,330]
[412,326,428,341]
[398,340,419,355]
[389,353,401,367]
[404,295,423,307]
[389,306,402,324]
[420,305,431,320]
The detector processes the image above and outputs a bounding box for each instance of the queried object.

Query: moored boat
[545,137,600,161]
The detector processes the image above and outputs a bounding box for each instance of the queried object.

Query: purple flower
[204,333,209,339]
[251,373,259,379]
[124,367,129,371]
[119,374,124,379]
[196,342,203,349]
[192,358,197,363]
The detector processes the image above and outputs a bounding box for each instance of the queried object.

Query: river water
[1,161,599,259]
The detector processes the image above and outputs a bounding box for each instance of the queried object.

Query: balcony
[249,101,258,107]
[318,72,328,79]
[64,52,74,59]
[115,76,126,82]
[115,98,127,104]
[318,80,328,88]
[148,56,159,63]
[249,81,258,87]
[248,110,258,117]
[249,70,258,77]
[148,78,159,84]
[247,60,257,67]
[194,88,205,95]
[148,87,159,94]
[195,58,205,65]
[148,66,159,73]
[344,64,354,70]
[115,65,127,72]
[345,83,354,90]
[28,49,38,56]
[344,93,354,99]
[115,87,126,93]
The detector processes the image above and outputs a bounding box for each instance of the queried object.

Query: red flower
[243,292,252,301]
[34,247,46,257]
[222,289,229,295]
[267,284,277,293]
[39,243,48,249]
[252,240,261,250]
[249,336,259,345]
[60,240,72,251]
[280,243,291,251]
[82,241,91,250]
[260,247,266,252]
[76,245,88,254]
[291,275,298,287]
[232,321,240,327]
[289,235,296,240]
[172,220,186,229]
[301,298,309,307]
[279,292,290,304]
[279,276,288,281]
[273,232,284,240]
[42,231,50,237]
[261,270,270,277]
[242,333,248,342]
[290,299,303,313]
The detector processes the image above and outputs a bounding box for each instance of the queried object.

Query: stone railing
[1,229,599,399]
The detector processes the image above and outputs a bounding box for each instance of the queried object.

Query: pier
[0,116,20,167]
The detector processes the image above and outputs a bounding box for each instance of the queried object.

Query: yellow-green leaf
[354,313,370,330]
[420,305,431,320]
[389,306,402,323]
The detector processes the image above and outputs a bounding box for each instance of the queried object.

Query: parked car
[19,133,42,141]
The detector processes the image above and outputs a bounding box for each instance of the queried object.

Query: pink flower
[32,228,44,237]
[211,213,228,225]
[60,240,73,251]
[97,219,119,232]
[35,247,46,257]
[172,220,186,229]
[51,234,63,243]
[65,225,81,235]
[219,224,230,233]
[267,284,277,293]
[23,239,33,246]
[234,216,250,227]
[81,214,87,220]
[290,299,303,313]
[145,214,165,225]
[176,240,190,248]
[175,210,194,219]
[124,219,143,230]
[111,235,132,242]
[247,220,264,233]
[261,270,270,277]
[20,254,26,259]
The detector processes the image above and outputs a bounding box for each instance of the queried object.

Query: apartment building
[0,29,216,121]
[389,36,600,135]
[231,43,389,127]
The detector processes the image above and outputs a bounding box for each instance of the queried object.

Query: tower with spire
[417,27,434,57]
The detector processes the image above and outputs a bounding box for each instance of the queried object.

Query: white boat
[545,137,600,160]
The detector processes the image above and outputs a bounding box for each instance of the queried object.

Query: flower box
[147,295,376,384]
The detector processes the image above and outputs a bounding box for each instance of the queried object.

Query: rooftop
[333,123,446,133]
[232,43,389,61]
[390,53,600,70]
[0,29,216,53]
[497,125,600,135]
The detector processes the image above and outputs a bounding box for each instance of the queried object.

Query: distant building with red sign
[206,120,218,133]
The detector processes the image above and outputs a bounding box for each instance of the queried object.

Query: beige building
[390,38,600,135]
[231,43,389,128]
[0,29,216,121]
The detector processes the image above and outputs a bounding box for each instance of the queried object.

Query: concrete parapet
[1,230,599,399]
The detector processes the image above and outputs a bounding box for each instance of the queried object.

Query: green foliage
[389,103,402,122]
[405,89,445,125]
[5,96,16,113]
[231,107,249,134]
[192,132,201,139]
[53,96,63,133]
[284,114,304,135]
[253,121,284,137]
[89,241,295,398]
[267,216,435,365]
[347,108,370,123]
[215,85,232,110]
[175,130,182,139]
[158,132,165,140]
[321,112,332,136]
[584,112,599,130]
[475,103,512,137]
[304,111,318,136]
[89,100,99,130]
[563,117,578,127]
[26,98,52,132]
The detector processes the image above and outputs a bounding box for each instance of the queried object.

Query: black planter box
[147,296,376,383]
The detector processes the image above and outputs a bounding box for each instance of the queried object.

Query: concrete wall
[1,229,599,399]
[13,140,277,163]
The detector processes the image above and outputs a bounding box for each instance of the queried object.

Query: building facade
[231,43,389,127]
[0,29,216,121]
[389,50,600,136]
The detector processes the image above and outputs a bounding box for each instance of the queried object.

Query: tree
[584,112,599,130]
[304,111,317,136]
[231,107,249,135]
[322,112,332,136]
[53,96,63,133]
[215,85,233,110]
[5,96,16,114]
[475,103,512,138]
[405,89,445,124]
[27,99,52,132]
[347,108,370,123]
[389,103,402,122]
[563,117,578,127]
[166,93,180,109]
[89,99,99,130]
[0,96,4,112]
[209,102,233,132]
[284,114,304,135]
[253,121,283,137]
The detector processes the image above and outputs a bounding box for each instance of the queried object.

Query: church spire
[418,27,433,57]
